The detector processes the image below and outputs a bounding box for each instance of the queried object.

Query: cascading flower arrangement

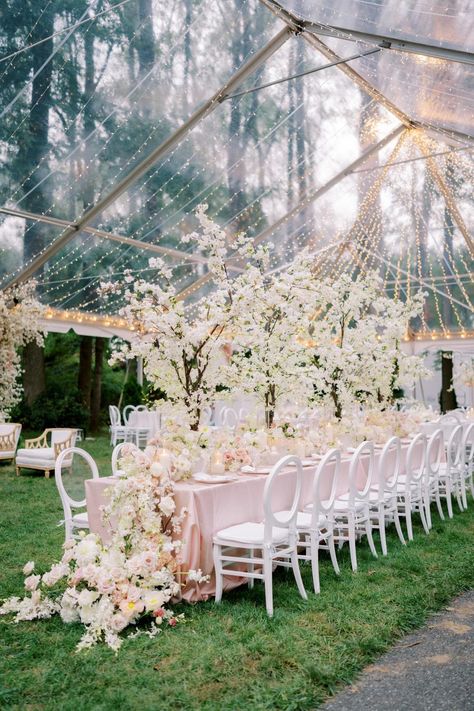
[0,445,206,651]
[0,281,45,421]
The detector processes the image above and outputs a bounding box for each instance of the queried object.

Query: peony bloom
[22,561,35,575]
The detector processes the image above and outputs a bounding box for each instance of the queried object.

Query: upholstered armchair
[16,429,77,479]
[0,423,22,463]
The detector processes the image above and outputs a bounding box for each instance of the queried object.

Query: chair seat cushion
[275,510,328,529]
[214,522,289,545]
[0,450,15,459]
[16,447,56,467]
[72,512,89,527]
[331,494,366,512]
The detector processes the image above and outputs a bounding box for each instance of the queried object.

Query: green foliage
[1,436,473,710]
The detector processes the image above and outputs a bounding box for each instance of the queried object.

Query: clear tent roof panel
[0,0,473,335]
[281,0,474,53]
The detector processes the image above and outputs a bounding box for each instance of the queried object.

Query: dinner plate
[241,465,272,475]
[288,458,317,467]
[193,472,238,484]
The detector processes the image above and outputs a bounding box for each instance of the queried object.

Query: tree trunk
[20,5,54,402]
[90,338,105,432]
[23,342,46,405]
[440,351,458,413]
[78,336,93,411]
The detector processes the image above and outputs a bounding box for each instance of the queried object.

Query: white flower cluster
[0,444,207,651]
[0,281,45,421]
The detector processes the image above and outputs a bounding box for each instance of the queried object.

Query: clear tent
[0,0,473,337]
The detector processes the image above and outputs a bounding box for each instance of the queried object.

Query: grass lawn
[1,433,473,711]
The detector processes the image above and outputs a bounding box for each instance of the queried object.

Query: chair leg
[394,510,406,545]
[328,532,340,576]
[365,512,378,559]
[348,516,357,572]
[248,548,254,589]
[378,505,387,556]
[15,466,20,476]
[290,549,307,601]
[435,487,445,520]
[263,550,274,617]
[419,499,430,535]
[405,498,413,541]
[424,489,432,529]
[446,479,453,518]
[45,470,50,479]
[461,478,468,510]
[310,532,320,594]
[454,481,464,512]
[213,543,223,603]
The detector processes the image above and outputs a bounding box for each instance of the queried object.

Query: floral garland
[0,445,206,651]
[0,281,44,421]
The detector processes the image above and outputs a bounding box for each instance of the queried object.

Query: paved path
[321,590,474,711]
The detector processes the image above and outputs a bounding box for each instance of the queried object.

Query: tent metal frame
[1,0,472,339]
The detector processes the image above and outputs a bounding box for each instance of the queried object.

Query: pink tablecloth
[86,443,417,602]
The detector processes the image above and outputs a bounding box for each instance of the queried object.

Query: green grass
[1,434,473,711]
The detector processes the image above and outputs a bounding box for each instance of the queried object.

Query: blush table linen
[85,443,416,602]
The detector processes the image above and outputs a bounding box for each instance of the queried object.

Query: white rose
[159,496,175,517]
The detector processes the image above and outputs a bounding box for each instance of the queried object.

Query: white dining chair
[221,407,239,429]
[111,441,139,474]
[55,447,99,541]
[109,405,126,446]
[424,429,444,528]
[368,436,405,555]
[461,423,474,510]
[330,441,378,572]
[213,454,307,617]
[292,448,341,593]
[436,424,465,517]
[395,433,429,540]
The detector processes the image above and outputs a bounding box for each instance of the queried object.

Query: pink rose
[168,617,177,627]
[152,608,165,618]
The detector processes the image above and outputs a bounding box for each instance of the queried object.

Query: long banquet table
[85,440,421,602]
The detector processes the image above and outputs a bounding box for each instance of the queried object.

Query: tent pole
[4,25,294,288]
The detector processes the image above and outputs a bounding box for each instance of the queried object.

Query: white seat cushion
[0,450,15,459]
[331,494,366,512]
[214,522,289,545]
[275,510,328,529]
[16,447,56,467]
[72,512,89,527]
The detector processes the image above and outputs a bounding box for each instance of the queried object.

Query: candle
[210,450,225,475]
[158,447,172,473]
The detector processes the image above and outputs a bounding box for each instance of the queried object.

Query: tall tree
[90,337,105,432]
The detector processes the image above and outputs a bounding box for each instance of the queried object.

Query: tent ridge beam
[259,0,474,145]
[304,20,474,66]
[4,24,294,288]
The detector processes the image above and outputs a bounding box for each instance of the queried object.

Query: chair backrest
[238,407,249,422]
[112,441,139,474]
[51,429,77,466]
[426,429,444,480]
[136,405,148,412]
[264,455,303,544]
[446,424,464,471]
[55,447,99,517]
[405,432,427,485]
[0,423,21,448]
[348,441,375,502]
[376,436,401,495]
[222,407,239,429]
[109,405,120,426]
[123,405,135,425]
[311,449,340,524]
[463,423,474,473]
